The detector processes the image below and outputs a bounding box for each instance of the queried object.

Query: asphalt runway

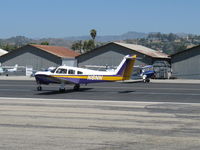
[0,80,200,149]
[0,80,200,103]
[0,98,200,150]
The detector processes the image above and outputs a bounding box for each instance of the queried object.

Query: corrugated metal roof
[114,42,169,58]
[30,44,80,58]
[0,48,8,56]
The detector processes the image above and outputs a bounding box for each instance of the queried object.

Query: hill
[0,32,200,54]
[64,31,148,42]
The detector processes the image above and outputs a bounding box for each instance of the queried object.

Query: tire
[37,86,42,91]
[59,88,65,92]
[146,79,150,83]
[73,84,80,91]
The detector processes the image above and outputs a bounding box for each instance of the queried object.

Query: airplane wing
[35,73,79,85]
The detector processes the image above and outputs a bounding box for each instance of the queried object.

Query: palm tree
[90,29,97,49]
[90,29,97,40]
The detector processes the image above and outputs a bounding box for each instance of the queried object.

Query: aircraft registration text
[87,75,103,80]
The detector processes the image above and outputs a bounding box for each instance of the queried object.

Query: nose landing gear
[37,86,42,91]
[36,81,42,91]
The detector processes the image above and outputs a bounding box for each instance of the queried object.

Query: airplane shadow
[118,90,135,94]
[36,88,93,95]
[121,80,144,84]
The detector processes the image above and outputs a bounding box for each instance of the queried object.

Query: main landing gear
[59,83,65,92]
[143,78,150,83]
[59,84,80,92]
[73,84,80,91]
[36,83,81,92]
[142,75,150,83]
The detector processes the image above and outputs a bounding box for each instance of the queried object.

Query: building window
[68,69,75,74]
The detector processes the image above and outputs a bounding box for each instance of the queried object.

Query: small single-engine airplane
[0,64,18,76]
[140,65,155,83]
[6,64,18,72]
[35,55,136,92]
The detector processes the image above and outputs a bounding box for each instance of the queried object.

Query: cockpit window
[56,68,67,74]
[68,69,75,74]
[77,71,83,74]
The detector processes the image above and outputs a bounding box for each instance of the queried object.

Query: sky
[0,0,200,38]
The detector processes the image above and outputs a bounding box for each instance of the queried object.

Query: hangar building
[171,45,200,79]
[76,42,170,78]
[0,44,80,71]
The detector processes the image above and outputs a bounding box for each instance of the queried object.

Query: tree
[2,44,17,52]
[40,41,49,45]
[90,29,97,40]
[71,40,95,53]
[83,40,95,52]
[71,41,83,53]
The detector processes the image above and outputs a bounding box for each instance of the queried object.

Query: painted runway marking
[0,97,200,105]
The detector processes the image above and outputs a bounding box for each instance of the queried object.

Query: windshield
[50,68,57,73]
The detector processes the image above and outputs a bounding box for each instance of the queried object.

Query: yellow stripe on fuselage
[102,76,123,81]
[53,75,88,79]
[52,75,123,81]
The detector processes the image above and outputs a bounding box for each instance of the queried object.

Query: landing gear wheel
[146,78,150,83]
[73,84,80,91]
[59,83,65,92]
[59,88,65,92]
[144,78,150,83]
[37,86,42,91]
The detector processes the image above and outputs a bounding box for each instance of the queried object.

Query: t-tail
[114,55,137,80]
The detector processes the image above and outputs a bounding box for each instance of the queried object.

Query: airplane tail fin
[13,64,18,71]
[115,55,137,80]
